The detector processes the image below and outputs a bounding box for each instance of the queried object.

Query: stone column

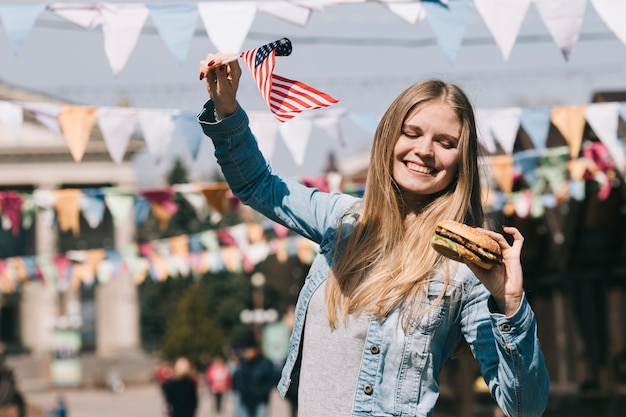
[95,198,141,357]
[20,186,59,354]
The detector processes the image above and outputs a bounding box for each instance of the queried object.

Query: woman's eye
[401,130,419,138]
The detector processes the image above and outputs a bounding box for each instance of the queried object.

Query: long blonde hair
[326,80,484,329]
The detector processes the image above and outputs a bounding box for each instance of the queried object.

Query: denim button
[500,323,512,332]
[370,344,380,354]
[363,384,373,395]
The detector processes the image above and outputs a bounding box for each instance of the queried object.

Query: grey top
[298,280,370,417]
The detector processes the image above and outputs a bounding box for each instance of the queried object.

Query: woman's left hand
[465,225,524,316]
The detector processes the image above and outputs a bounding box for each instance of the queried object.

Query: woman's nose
[414,136,434,157]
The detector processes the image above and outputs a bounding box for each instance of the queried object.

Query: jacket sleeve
[198,100,358,244]
[460,275,550,417]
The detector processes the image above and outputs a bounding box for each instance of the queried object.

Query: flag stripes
[239,38,338,122]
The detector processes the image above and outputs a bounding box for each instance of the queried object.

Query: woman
[197,54,549,417]
[162,357,198,417]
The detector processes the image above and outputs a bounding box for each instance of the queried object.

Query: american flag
[240,38,338,122]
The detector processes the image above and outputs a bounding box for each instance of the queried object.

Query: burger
[431,220,503,270]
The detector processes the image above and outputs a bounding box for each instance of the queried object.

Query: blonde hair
[326,80,484,329]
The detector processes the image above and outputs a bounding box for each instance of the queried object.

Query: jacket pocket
[411,279,458,334]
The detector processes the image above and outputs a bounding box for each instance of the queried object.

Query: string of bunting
[0,1,624,75]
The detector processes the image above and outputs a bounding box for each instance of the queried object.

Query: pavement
[23,384,292,417]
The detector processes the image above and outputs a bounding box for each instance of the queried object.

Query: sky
[1,1,626,184]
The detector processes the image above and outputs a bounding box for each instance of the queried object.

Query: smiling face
[391,100,461,208]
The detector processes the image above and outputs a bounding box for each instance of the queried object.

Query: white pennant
[101,3,149,76]
[489,107,522,155]
[533,0,587,60]
[198,2,257,54]
[278,115,314,167]
[590,0,626,47]
[312,108,346,143]
[474,0,532,60]
[0,101,23,139]
[257,1,312,26]
[475,109,498,154]
[382,1,427,25]
[48,3,102,29]
[97,107,138,165]
[19,102,62,136]
[585,102,625,173]
[249,111,280,161]
[173,184,210,219]
[138,109,176,161]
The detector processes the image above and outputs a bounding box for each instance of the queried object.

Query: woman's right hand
[200,53,242,120]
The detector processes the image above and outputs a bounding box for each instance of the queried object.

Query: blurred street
[23,383,292,417]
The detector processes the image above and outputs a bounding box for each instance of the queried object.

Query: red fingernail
[199,72,205,80]
[471,226,477,228]
[207,60,215,67]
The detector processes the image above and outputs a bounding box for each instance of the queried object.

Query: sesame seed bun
[431,220,502,270]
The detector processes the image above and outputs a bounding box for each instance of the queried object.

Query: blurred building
[0,83,151,387]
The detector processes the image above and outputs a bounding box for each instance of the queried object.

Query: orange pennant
[58,105,98,162]
[551,106,586,159]
[200,182,231,215]
[53,189,82,235]
[150,202,173,230]
[489,155,515,194]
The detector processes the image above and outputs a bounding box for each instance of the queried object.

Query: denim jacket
[198,102,550,417]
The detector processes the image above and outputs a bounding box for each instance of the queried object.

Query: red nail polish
[471,226,477,228]
[207,60,215,67]
[199,72,205,80]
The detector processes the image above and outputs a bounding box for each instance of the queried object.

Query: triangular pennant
[20,102,63,135]
[590,0,626,47]
[174,184,209,219]
[97,107,138,165]
[278,116,313,166]
[249,111,280,160]
[513,149,539,187]
[256,1,312,26]
[551,105,587,159]
[383,1,427,25]
[147,3,198,67]
[58,105,98,162]
[0,101,23,139]
[101,3,150,76]
[53,189,82,235]
[422,0,474,64]
[48,3,102,29]
[473,0,531,61]
[0,4,46,55]
[198,1,257,54]
[475,109,498,154]
[138,109,177,160]
[488,107,522,155]
[313,108,346,143]
[585,102,625,173]
[489,154,515,194]
[199,183,231,215]
[520,107,551,152]
[534,0,587,60]
[104,188,135,226]
[172,111,204,160]
[80,188,106,229]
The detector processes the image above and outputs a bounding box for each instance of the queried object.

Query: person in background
[232,334,279,417]
[162,357,198,417]
[197,54,549,416]
[204,355,231,415]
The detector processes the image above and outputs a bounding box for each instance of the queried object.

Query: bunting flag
[58,105,98,162]
[422,0,474,63]
[146,3,199,67]
[0,4,46,55]
[474,0,531,61]
[240,38,339,122]
[551,105,586,159]
[534,0,587,60]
